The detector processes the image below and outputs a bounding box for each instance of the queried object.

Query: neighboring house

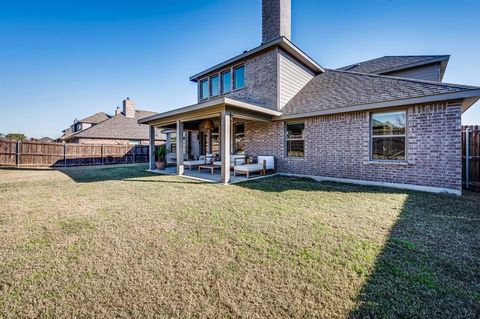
[61,98,165,145]
[140,0,480,194]
[37,137,54,143]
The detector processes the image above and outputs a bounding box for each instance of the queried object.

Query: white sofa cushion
[234,163,264,172]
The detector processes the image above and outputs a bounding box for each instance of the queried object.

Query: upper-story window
[221,70,231,94]
[200,79,209,100]
[210,74,219,97]
[233,65,245,90]
[371,111,406,161]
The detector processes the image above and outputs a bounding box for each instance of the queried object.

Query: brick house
[140,0,480,195]
[61,98,164,145]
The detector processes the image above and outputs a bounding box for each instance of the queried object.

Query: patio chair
[233,156,274,178]
[213,154,246,168]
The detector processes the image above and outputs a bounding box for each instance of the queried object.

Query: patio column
[148,125,155,171]
[220,111,231,184]
[176,120,184,176]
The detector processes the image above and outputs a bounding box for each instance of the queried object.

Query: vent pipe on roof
[262,0,291,44]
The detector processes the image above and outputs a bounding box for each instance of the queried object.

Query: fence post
[465,127,470,189]
[132,146,136,164]
[101,145,104,165]
[16,141,20,167]
[64,143,67,167]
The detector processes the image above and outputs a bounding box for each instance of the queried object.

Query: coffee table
[198,164,221,174]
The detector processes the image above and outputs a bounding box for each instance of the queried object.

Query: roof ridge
[326,69,479,90]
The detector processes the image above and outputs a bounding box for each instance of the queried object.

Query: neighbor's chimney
[122,97,135,118]
[115,107,121,115]
[262,0,291,44]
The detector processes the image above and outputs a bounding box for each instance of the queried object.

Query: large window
[233,65,245,90]
[200,79,209,100]
[221,70,231,94]
[210,74,219,97]
[286,122,304,157]
[371,111,406,161]
[234,123,245,154]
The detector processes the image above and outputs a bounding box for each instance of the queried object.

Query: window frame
[210,74,220,97]
[233,64,245,91]
[221,70,232,94]
[200,78,209,100]
[285,121,305,158]
[370,110,407,162]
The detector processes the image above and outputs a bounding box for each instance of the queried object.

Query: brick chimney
[115,107,121,115]
[122,97,135,118]
[262,0,291,44]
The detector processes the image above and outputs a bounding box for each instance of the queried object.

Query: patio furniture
[233,156,275,178]
[183,154,215,170]
[198,164,221,174]
[213,154,246,168]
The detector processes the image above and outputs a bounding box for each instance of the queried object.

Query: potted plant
[155,144,168,170]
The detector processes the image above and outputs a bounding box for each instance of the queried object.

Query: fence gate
[463,125,480,192]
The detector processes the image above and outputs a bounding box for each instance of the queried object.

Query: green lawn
[0,164,479,318]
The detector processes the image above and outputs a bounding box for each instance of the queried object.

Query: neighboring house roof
[68,110,165,140]
[59,127,73,141]
[189,36,324,81]
[337,55,449,76]
[38,137,53,143]
[278,69,480,119]
[78,112,111,124]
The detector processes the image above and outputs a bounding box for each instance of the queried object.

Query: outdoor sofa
[233,156,274,178]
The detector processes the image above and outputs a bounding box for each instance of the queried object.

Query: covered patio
[139,97,281,184]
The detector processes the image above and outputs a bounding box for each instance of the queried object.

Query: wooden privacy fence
[0,140,153,167]
[463,125,480,192]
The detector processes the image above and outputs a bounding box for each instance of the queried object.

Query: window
[234,123,245,154]
[170,133,177,153]
[210,74,219,97]
[211,127,220,155]
[371,111,406,161]
[221,70,231,94]
[233,65,245,90]
[200,79,209,100]
[286,122,304,157]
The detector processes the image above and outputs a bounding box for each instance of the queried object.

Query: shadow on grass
[239,176,480,318]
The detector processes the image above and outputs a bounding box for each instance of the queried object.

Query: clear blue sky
[0,0,479,138]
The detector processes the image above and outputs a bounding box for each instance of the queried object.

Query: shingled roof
[78,112,111,124]
[279,69,480,118]
[337,55,449,74]
[69,110,165,140]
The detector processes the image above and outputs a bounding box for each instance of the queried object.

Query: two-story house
[140,0,480,194]
[61,98,165,145]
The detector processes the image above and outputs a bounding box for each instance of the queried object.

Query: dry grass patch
[0,165,479,318]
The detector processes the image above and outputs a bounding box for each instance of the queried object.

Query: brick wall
[243,101,462,191]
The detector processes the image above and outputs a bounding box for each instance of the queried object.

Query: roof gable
[189,37,324,81]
